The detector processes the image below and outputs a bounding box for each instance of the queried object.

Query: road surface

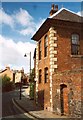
[2,89,30,119]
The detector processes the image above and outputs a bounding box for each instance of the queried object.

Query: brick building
[32,5,83,117]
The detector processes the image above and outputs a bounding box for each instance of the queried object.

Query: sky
[0,1,82,73]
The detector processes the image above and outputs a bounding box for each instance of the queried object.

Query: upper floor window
[39,69,42,83]
[44,35,48,57]
[71,34,80,55]
[39,40,41,60]
[44,67,48,83]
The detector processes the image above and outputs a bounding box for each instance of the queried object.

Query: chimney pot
[49,4,58,16]
[51,4,55,10]
[55,5,58,11]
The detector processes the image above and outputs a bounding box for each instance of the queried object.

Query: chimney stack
[55,5,58,12]
[6,66,10,70]
[51,4,55,10]
[49,4,58,16]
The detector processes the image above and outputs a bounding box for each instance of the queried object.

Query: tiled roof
[49,8,83,23]
[0,69,7,73]
[32,8,83,41]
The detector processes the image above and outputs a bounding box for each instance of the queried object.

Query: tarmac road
[2,89,30,119]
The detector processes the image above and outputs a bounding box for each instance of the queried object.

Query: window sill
[44,56,48,59]
[70,55,83,58]
[39,60,41,62]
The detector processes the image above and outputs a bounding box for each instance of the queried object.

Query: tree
[2,74,14,92]
[2,74,10,85]
[29,68,35,82]
[29,68,35,99]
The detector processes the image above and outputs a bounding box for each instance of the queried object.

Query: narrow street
[2,88,31,119]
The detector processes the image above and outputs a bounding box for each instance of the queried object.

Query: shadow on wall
[38,90,44,109]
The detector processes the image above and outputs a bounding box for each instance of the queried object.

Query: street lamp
[24,52,31,76]
[24,52,34,100]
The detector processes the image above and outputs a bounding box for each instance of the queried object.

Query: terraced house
[32,4,83,117]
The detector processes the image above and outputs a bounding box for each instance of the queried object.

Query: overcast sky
[0,2,82,73]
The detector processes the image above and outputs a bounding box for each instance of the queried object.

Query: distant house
[13,69,24,83]
[0,66,13,81]
[14,70,22,83]
[32,4,83,117]
[0,66,25,84]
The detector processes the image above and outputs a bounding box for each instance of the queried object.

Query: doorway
[60,84,68,115]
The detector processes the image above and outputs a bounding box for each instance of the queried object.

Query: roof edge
[49,7,83,19]
[31,18,51,41]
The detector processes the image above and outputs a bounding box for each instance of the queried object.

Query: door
[60,84,68,115]
[63,87,68,114]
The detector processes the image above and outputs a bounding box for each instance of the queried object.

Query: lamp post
[24,52,31,77]
[24,52,34,99]
[19,81,22,100]
[19,75,23,100]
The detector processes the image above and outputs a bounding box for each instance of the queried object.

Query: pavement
[13,85,68,119]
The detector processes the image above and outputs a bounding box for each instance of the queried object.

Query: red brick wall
[37,31,51,109]
[52,22,82,117]
[35,20,83,115]
[52,70,81,117]
[57,26,82,72]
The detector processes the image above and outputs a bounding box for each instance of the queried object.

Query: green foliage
[29,68,35,99]
[2,74,11,86]
[30,82,34,99]
[29,68,35,82]
[2,74,14,92]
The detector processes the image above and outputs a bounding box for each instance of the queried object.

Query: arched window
[71,34,80,55]
[39,40,41,60]
[39,69,42,83]
[44,35,48,57]
[44,67,48,83]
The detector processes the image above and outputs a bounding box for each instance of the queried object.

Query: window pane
[72,34,79,45]
[39,51,41,60]
[45,47,48,57]
[72,34,79,39]
[71,34,80,55]
[46,75,48,79]
[46,69,48,74]
[39,40,41,60]
[45,41,48,46]
[72,45,79,55]
[72,39,79,45]
[39,41,41,50]
[45,68,48,83]
[44,35,48,57]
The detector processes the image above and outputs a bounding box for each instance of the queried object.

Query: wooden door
[63,87,68,115]
[60,84,68,115]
